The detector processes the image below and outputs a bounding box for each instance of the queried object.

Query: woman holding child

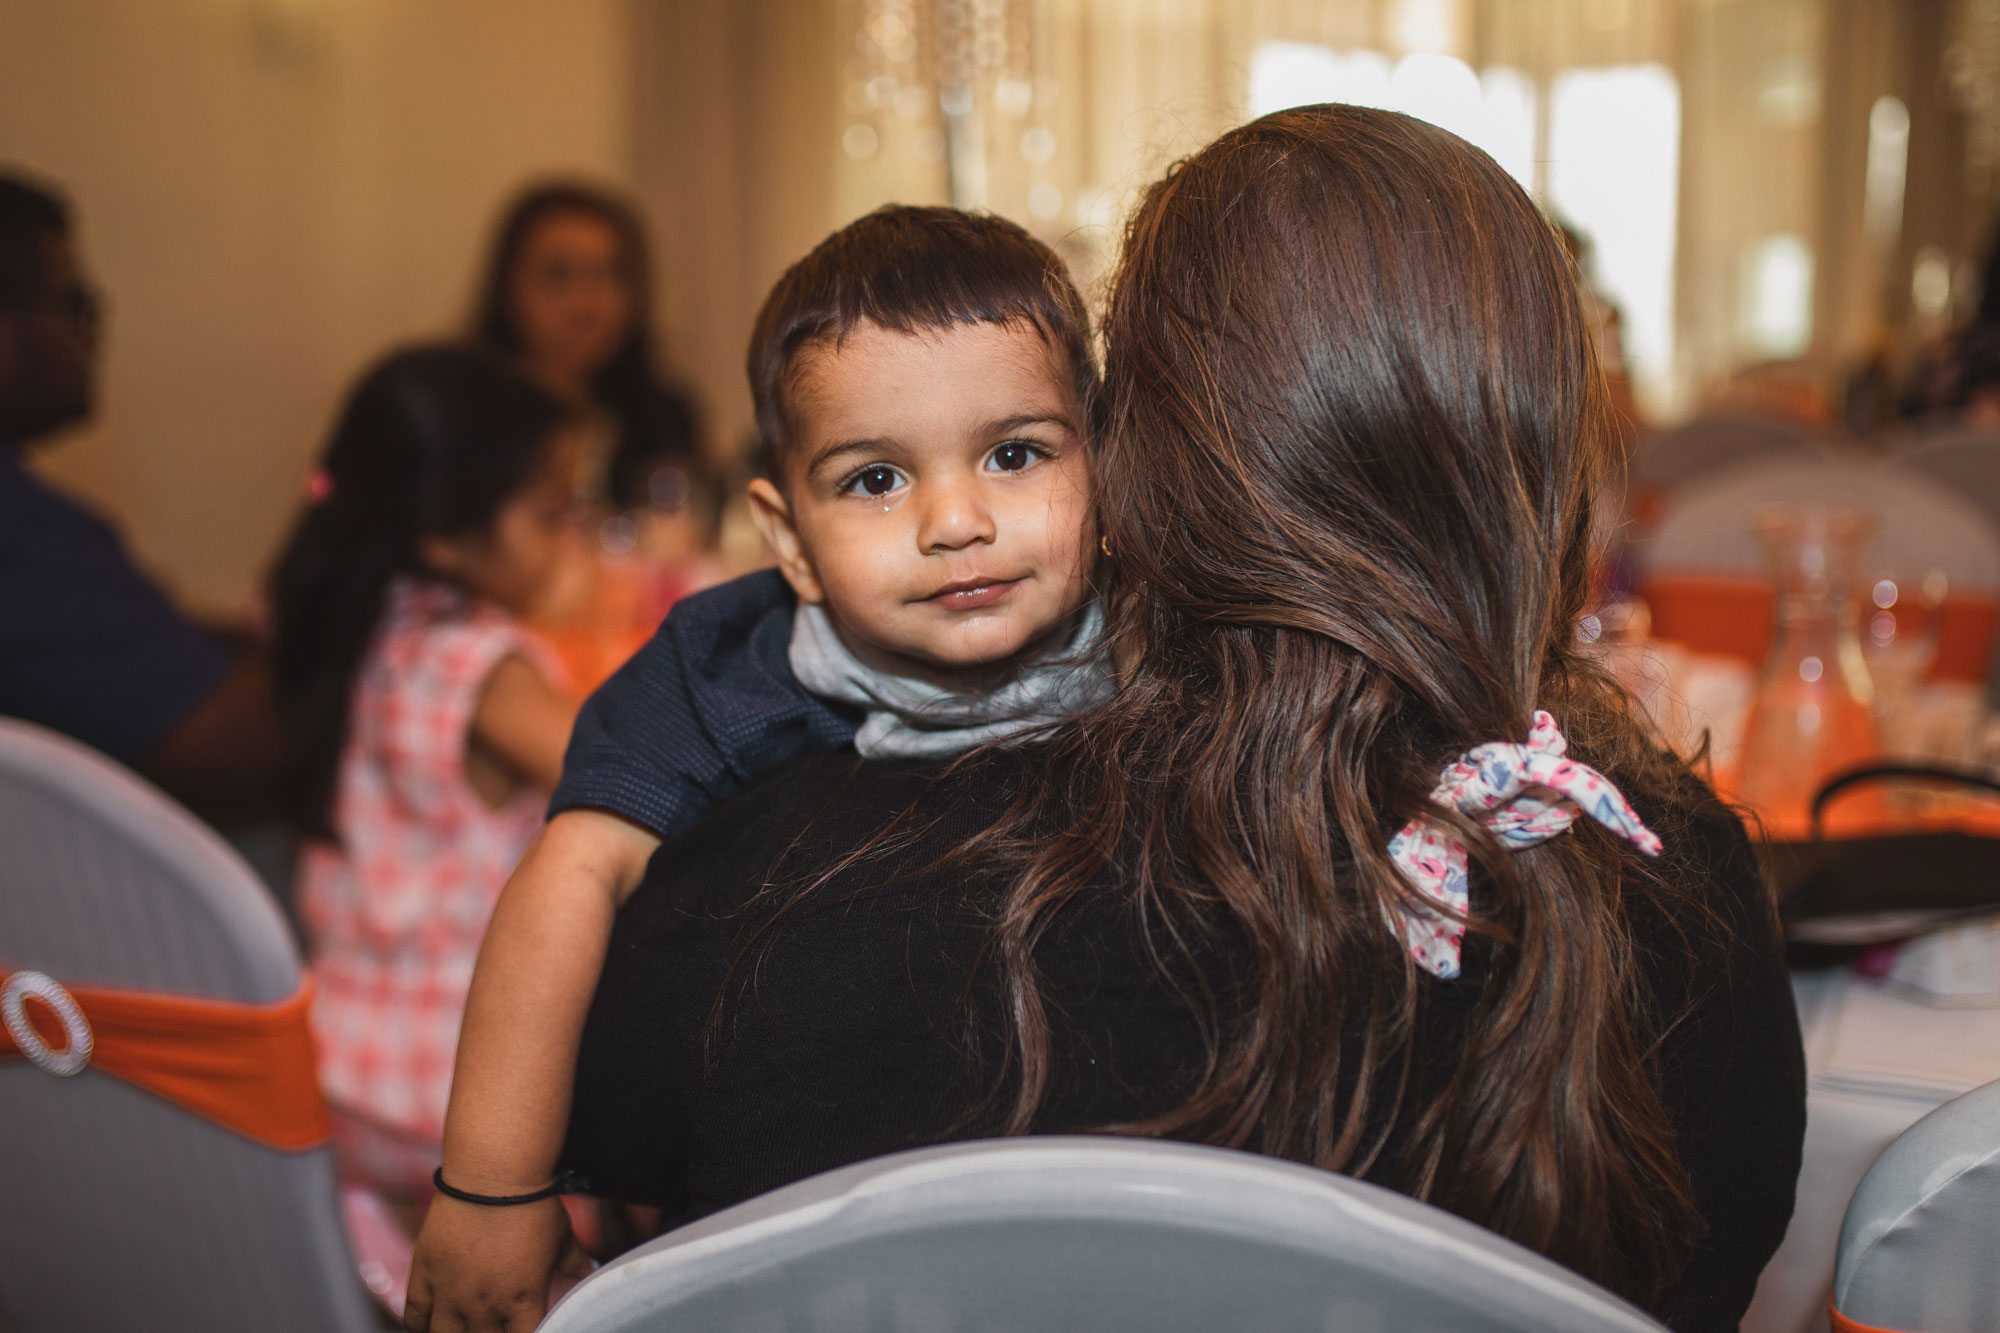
[408,106,1804,1332]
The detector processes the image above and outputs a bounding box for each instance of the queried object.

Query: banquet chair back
[0,719,373,1333]
[1635,449,2000,590]
[539,1136,1668,1333]
[1632,451,2000,687]
[1898,426,2000,543]
[1629,411,1830,492]
[1831,1077,2000,1332]
[1894,433,2000,699]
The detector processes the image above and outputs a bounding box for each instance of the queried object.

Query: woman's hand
[403,1194,592,1332]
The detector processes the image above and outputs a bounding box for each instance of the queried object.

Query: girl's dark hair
[746,204,1099,482]
[267,345,569,839]
[964,106,1711,1303]
[470,180,702,507]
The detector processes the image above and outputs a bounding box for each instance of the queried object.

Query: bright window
[1249,43,1392,118]
[1546,64,1681,407]
[1739,233,1815,359]
[1249,44,1683,412]
[1247,44,1536,197]
[1863,95,1909,244]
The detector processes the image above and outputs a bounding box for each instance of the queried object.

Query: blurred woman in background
[470,183,722,688]
[469,181,705,513]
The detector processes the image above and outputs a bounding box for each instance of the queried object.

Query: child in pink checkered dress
[268,347,583,1175]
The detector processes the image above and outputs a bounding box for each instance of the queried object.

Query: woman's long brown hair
[963,106,1710,1303]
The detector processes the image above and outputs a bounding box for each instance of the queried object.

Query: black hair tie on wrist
[431,1166,582,1207]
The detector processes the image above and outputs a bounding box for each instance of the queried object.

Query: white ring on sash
[2,970,94,1077]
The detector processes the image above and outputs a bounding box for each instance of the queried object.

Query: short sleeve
[0,459,230,763]
[549,568,860,838]
[367,611,553,822]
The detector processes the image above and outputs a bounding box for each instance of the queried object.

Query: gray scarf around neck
[788,599,1111,758]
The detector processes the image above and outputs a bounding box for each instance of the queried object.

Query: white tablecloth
[1741,969,2000,1333]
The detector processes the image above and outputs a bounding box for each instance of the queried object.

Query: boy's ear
[746,477,826,605]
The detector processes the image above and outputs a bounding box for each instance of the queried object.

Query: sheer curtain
[633,0,1980,448]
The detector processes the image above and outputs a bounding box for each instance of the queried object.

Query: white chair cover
[540,1136,1668,1333]
[1898,426,2000,556]
[1832,1077,2000,1332]
[0,718,374,1333]
[1742,973,2000,1333]
[1632,449,2000,591]
[1629,411,1831,492]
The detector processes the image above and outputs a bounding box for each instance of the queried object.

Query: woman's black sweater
[562,752,1804,1332]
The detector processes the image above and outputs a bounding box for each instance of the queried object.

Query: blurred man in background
[0,170,279,822]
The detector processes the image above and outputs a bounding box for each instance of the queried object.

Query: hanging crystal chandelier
[843,0,1052,209]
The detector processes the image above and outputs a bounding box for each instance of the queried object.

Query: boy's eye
[988,441,1044,473]
[844,464,903,497]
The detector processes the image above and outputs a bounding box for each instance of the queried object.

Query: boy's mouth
[922,577,1023,610]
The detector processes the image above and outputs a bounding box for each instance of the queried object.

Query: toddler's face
[750,319,1093,678]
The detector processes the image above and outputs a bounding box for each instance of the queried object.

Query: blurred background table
[1603,447,2000,1333]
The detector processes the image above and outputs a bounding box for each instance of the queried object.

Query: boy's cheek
[808,514,911,604]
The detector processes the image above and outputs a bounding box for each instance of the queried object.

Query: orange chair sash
[1642,574,1999,685]
[0,968,330,1152]
[1643,575,1774,667]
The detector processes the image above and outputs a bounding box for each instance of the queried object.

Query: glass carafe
[1733,505,1882,834]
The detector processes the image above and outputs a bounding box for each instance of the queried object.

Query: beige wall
[628,0,847,467]
[0,0,635,615]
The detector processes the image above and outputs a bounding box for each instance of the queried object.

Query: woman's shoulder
[629,750,1021,919]
[1631,766,1770,937]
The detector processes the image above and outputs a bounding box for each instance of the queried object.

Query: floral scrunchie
[1386,710,1663,979]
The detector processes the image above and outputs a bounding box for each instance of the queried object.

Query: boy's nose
[916,481,996,554]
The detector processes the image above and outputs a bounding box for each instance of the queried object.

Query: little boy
[405,205,1104,1331]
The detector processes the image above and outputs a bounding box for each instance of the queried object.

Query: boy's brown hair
[746,205,1097,482]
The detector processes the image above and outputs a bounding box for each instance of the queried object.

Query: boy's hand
[403,1195,592,1332]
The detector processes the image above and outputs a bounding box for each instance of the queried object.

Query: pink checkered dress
[299,578,559,1147]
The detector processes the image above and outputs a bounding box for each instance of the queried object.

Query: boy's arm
[547,567,860,837]
[405,809,659,1333]
[444,809,659,1188]
[409,571,858,1331]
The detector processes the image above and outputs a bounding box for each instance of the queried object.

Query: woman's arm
[404,809,661,1333]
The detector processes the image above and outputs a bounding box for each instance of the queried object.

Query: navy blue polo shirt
[549,568,860,839]
[0,439,230,763]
